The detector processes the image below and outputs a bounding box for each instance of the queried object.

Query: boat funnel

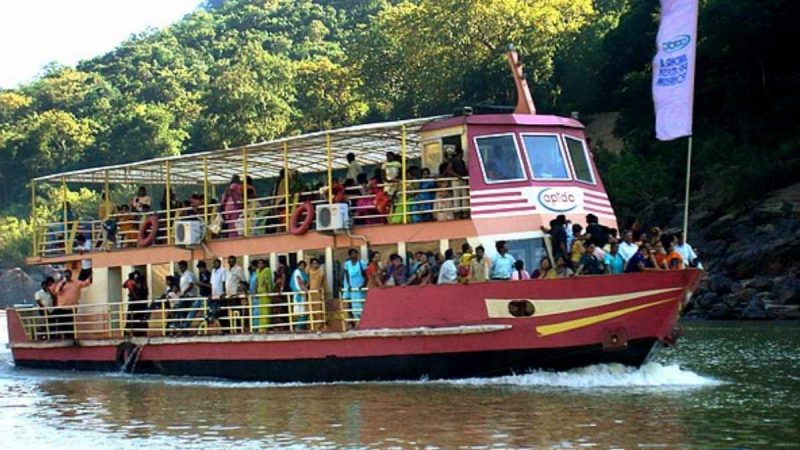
[506,47,536,115]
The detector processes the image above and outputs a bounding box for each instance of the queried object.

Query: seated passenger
[664,240,685,270]
[624,246,658,273]
[576,242,605,275]
[490,241,516,281]
[531,257,557,279]
[437,249,458,284]
[511,260,531,280]
[434,180,455,222]
[385,253,408,286]
[554,256,575,277]
[604,242,626,274]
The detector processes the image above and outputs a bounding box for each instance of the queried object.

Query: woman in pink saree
[220,175,244,237]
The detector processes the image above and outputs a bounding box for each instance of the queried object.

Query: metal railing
[33,177,470,257]
[12,288,370,341]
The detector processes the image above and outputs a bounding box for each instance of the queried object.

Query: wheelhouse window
[475,134,525,183]
[521,134,570,180]
[565,136,595,184]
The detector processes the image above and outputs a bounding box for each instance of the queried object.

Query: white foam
[443,362,721,389]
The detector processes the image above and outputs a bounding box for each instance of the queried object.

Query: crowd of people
[51,149,470,253]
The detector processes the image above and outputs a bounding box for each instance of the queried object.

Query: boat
[5,51,702,382]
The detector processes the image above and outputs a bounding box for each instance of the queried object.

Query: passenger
[210,258,227,299]
[51,269,91,339]
[604,229,619,253]
[196,261,212,299]
[434,179,455,221]
[575,242,605,275]
[248,260,258,295]
[570,224,585,268]
[385,253,408,286]
[34,277,55,338]
[382,151,402,182]
[225,255,247,298]
[442,148,469,218]
[511,260,531,280]
[531,258,557,279]
[469,245,491,282]
[117,204,137,248]
[490,241,516,281]
[603,242,626,274]
[346,152,363,182]
[585,214,611,249]
[253,259,273,330]
[124,272,147,333]
[411,168,436,223]
[437,249,458,284]
[407,252,432,285]
[177,260,203,329]
[429,252,444,282]
[654,241,669,269]
[131,186,151,213]
[372,179,391,224]
[272,261,288,328]
[618,230,639,264]
[457,243,473,283]
[74,234,93,281]
[554,255,575,277]
[625,246,658,273]
[307,258,326,330]
[547,217,569,263]
[675,232,701,268]
[342,249,367,319]
[290,261,310,330]
[160,187,178,211]
[220,175,244,237]
[366,251,385,288]
[664,240,685,270]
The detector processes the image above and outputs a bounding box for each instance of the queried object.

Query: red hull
[8,270,702,381]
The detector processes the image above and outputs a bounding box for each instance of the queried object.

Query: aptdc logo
[662,35,690,53]
[538,188,578,213]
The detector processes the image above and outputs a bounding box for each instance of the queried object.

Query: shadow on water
[1,319,799,449]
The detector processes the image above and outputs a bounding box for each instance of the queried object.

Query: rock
[0,268,39,308]
[746,276,774,292]
[741,296,768,320]
[708,274,736,295]
[708,302,733,320]
[695,292,720,309]
[773,277,800,305]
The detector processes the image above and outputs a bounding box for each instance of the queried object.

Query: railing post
[326,133,333,203]
[203,156,210,224]
[401,124,408,224]
[72,306,78,341]
[242,147,249,237]
[61,176,68,254]
[283,142,290,229]
[161,301,167,336]
[30,180,37,257]
[165,161,172,245]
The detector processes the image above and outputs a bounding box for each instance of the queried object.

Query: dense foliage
[0,0,797,265]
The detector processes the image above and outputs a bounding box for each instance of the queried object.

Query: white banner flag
[653,0,698,141]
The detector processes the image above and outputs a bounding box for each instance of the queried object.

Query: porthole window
[508,300,535,317]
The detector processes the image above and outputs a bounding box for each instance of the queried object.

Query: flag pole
[682,135,693,242]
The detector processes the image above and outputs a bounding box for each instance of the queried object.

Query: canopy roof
[34,116,446,186]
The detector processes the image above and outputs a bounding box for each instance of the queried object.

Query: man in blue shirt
[490,241,516,280]
[603,242,626,274]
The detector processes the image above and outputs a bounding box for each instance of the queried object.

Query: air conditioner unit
[175,220,206,246]
[316,203,350,231]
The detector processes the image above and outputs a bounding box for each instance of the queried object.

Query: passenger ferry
[6,51,702,382]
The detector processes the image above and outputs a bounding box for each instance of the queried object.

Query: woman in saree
[255,259,273,331]
[412,168,436,223]
[220,175,243,237]
[289,261,310,330]
[306,258,326,330]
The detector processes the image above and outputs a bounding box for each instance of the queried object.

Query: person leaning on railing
[51,269,91,339]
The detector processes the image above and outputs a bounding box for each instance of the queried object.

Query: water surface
[1,317,798,449]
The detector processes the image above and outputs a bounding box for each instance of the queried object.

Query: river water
[1,316,798,449]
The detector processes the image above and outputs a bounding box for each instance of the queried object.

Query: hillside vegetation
[0,0,798,265]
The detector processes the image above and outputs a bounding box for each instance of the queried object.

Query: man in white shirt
[675,233,702,269]
[177,260,196,297]
[618,230,639,264]
[346,152,362,181]
[210,258,227,299]
[75,234,93,281]
[35,278,55,309]
[225,255,247,297]
[437,249,458,284]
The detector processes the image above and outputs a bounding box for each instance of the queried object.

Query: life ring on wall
[137,215,159,247]
[289,202,315,235]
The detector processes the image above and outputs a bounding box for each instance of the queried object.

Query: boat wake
[441,362,721,389]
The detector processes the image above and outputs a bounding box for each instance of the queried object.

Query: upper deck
[28,110,616,269]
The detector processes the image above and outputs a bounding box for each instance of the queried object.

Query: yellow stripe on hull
[535,298,677,337]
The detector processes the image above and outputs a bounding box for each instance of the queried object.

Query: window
[565,136,595,184]
[506,238,547,274]
[521,134,569,180]
[474,134,525,183]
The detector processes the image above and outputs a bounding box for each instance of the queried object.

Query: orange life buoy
[137,215,159,247]
[289,202,315,235]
